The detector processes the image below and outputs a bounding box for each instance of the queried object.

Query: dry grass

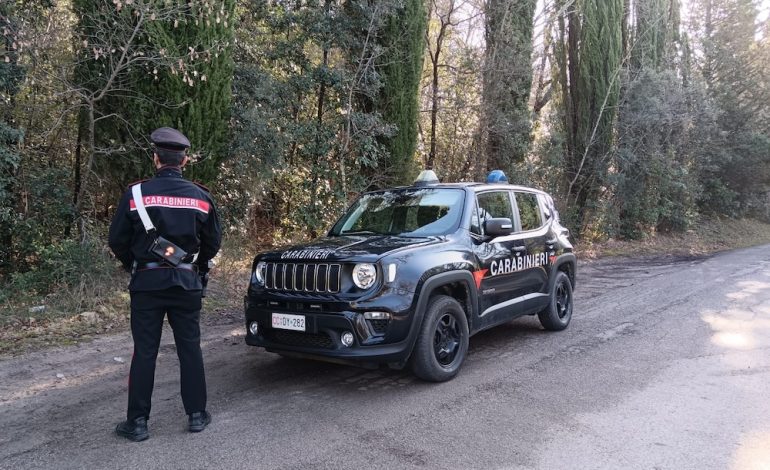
[0,302,131,355]
[577,217,770,259]
[0,273,132,355]
[201,240,254,315]
[0,237,253,356]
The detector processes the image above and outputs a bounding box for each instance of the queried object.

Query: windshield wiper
[339,230,379,236]
[393,232,446,238]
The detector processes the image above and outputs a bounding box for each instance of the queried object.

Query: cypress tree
[565,0,624,230]
[135,0,235,183]
[632,0,667,70]
[376,0,427,186]
[631,0,678,71]
[0,2,24,269]
[482,0,537,176]
[616,0,685,238]
[72,0,235,187]
[693,0,767,212]
[698,0,758,109]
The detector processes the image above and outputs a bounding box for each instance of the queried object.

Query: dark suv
[244,171,576,381]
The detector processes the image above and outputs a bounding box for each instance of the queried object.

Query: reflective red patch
[473,269,488,289]
[129,195,210,214]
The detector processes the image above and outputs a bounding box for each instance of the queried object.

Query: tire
[537,271,573,331]
[410,295,469,382]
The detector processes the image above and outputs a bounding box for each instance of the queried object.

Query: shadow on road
[204,314,550,405]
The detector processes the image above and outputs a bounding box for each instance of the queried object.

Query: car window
[475,191,514,234]
[515,192,542,231]
[470,206,482,235]
[538,193,558,222]
[331,188,465,237]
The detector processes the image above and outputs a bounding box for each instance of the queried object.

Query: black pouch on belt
[132,183,188,267]
[149,235,187,266]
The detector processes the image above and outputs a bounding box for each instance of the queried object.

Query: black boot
[188,411,211,433]
[116,416,149,442]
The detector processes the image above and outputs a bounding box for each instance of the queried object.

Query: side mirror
[484,218,513,238]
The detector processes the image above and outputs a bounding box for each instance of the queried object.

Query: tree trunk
[74,101,95,243]
[428,37,440,170]
[316,0,331,125]
[427,0,453,171]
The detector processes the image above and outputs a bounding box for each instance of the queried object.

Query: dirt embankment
[580,217,770,259]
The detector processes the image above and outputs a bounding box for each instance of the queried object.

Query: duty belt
[136,261,198,272]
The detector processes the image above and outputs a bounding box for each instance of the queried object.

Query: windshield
[330,188,465,237]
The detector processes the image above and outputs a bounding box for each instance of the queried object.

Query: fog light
[364,311,391,320]
[248,321,259,336]
[341,331,355,347]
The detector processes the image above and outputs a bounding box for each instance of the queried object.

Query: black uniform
[109,166,221,422]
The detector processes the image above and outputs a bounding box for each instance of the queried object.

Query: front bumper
[244,296,418,365]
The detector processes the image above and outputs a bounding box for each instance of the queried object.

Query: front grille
[267,329,334,349]
[264,262,341,293]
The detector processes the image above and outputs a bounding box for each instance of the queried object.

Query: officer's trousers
[127,287,206,421]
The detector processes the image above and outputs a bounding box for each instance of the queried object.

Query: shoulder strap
[192,181,210,192]
[131,184,156,233]
[126,178,149,189]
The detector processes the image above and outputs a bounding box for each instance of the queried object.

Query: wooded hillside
[1,0,769,313]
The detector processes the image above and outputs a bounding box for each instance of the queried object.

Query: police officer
[109,127,221,442]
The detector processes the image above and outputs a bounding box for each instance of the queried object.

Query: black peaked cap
[151,127,191,151]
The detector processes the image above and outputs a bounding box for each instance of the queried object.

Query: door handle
[545,238,557,245]
[513,246,526,253]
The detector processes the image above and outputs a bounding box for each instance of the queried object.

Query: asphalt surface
[2,245,770,469]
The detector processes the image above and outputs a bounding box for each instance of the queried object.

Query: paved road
[2,246,770,469]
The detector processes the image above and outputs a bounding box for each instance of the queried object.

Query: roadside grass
[3,217,770,356]
[577,217,770,259]
[0,237,252,356]
[0,242,131,355]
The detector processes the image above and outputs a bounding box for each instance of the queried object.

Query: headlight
[254,261,267,285]
[352,263,377,289]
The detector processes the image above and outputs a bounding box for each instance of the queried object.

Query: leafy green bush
[613,69,701,239]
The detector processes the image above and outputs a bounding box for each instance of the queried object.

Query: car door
[511,191,550,309]
[472,190,531,329]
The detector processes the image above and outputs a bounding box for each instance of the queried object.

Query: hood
[260,235,444,263]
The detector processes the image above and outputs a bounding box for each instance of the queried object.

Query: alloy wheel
[433,313,461,366]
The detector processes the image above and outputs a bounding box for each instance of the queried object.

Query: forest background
[1,0,769,326]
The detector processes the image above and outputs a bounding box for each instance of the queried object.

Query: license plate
[271,313,306,332]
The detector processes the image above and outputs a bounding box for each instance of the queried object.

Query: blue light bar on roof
[487,170,508,183]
